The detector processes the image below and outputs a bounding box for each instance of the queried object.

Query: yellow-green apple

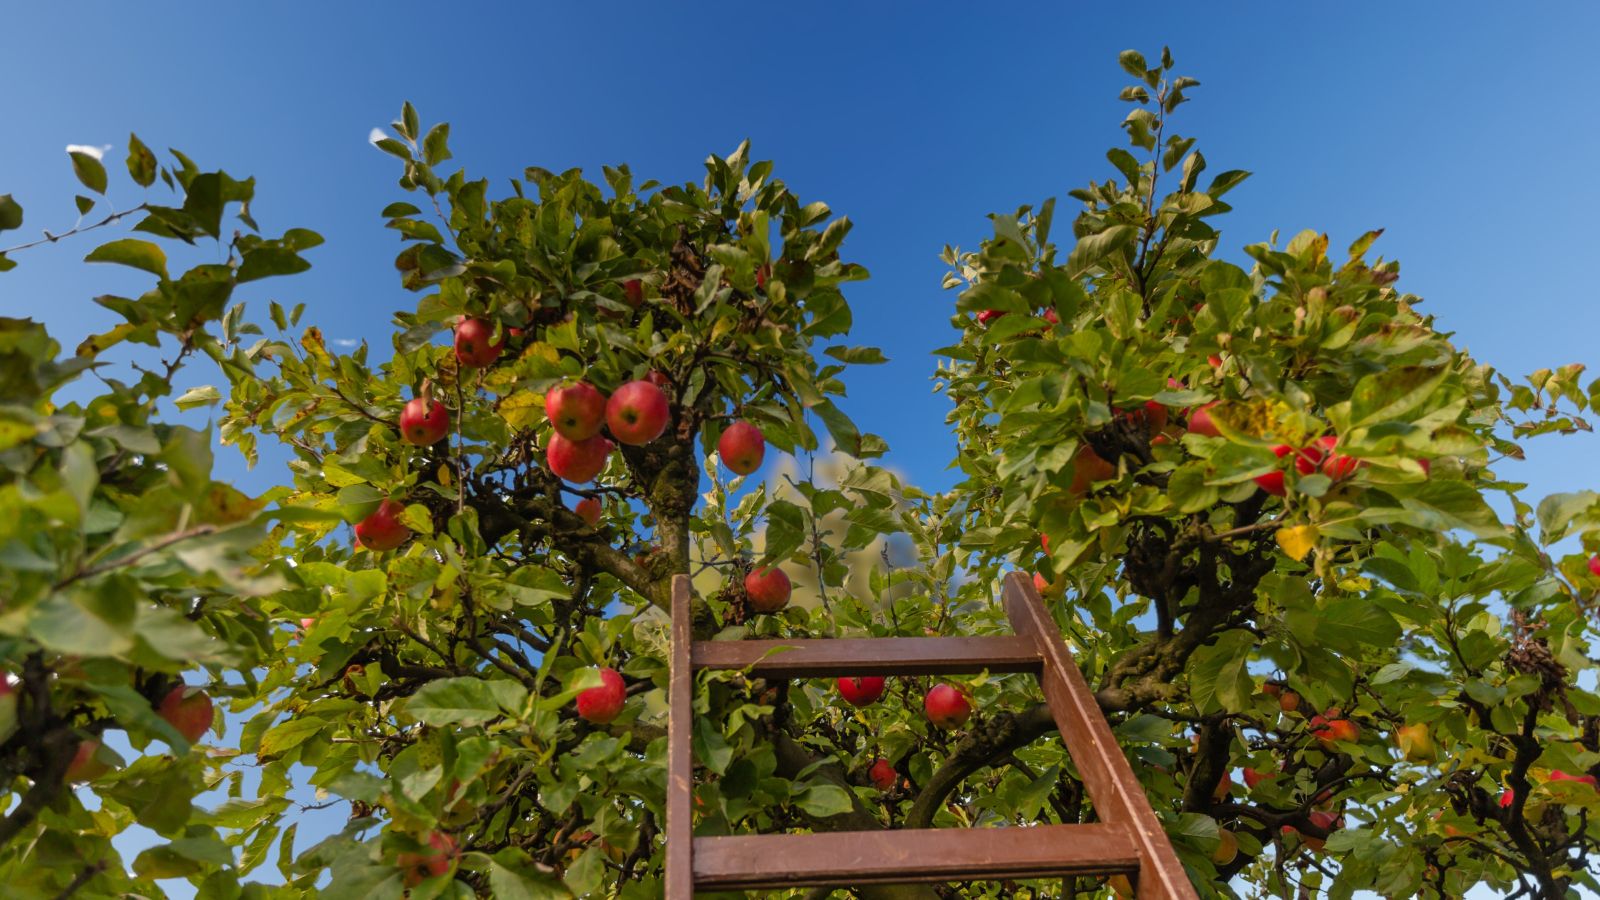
[399,392,449,446]
[453,317,503,368]
[157,685,214,743]
[744,566,791,613]
[355,499,411,551]
[547,432,612,483]
[574,497,602,526]
[605,379,670,445]
[924,683,972,729]
[1396,723,1434,762]
[836,676,886,707]
[1213,828,1239,865]
[398,831,458,887]
[718,420,765,475]
[546,381,607,440]
[575,667,626,724]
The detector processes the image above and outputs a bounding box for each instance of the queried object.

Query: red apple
[398,831,458,887]
[1500,788,1515,809]
[1310,711,1361,748]
[1549,769,1598,788]
[575,667,626,724]
[547,433,613,483]
[1043,308,1060,325]
[1588,556,1600,579]
[157,685,213,743]
[755,264,770,290]
[64,739,110,783]
[1295,436,1336,475]
[1262,682,1301,713]
[718,420,766,476]
[745,566,791,613]
[1068,445,1116,496]
[1212,770,1233,801]
[453,317,503,368]
[355,499,411,552]
[1243,767,1275,790]
[574,497,602,526]
[1207,354,1223,370]
[1417,457,1432,476]
[546,381,608,440]
[299,617,316,631]
[1282,810,1341,853]
[1116,400,1169,435]
[869,758,896,791]
[399,395,449,446]
[976,309,1005,325]
[1040,534,1050,555]
[606,379,670,445]
[837,676,887,707]
[1187,401,1222,438]
[645,370,670,390]
[924,683,972,729]
[0,676,15,742]
[1254,445,1294,496]
[623,278,645,306]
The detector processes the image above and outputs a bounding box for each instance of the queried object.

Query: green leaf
[489,849,573,900]
[174,385,221,409]
[1315,597,1400,653]
[423,123,452,166]
[823,345,887,365]
[70,151,108,194]
[127,133,157,187]
[85,238,168,278]
[406,677,522,727]
[258,717,326,758]
[813,398,862,456]
[794,783,853,817]
[0,194,23,233]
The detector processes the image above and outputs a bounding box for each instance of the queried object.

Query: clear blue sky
[6,3,1599,894]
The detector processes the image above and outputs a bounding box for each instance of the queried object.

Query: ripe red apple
[453,317,503,368]
[924,683,972,729]
[1294,436,1335,475]
[157,685,214,743]
[1549,769,1598,788]
[355,499,411,552]
[1281,811,1340,853]
[745,566,791,613]
[1262,682,1301,713]
[1211,769,1233,801]
[574,497,602,526]
[1588,556,1600,579]
[976,309,1005,325]
[575,667,626,724]
[1040,534,1050,555]
[546,381,608,440]
[837,676,887,707]
[1115,400,1168,435]
[606,379,670,445]
[623,278,645,306]
[1254,445,1294,496]
[755,264,770,290]
[1068,445,1116,495]
[1310,711,1361,748]
[1243,766,1275,790]
[64,739,110,782]
[1186,401,1222,438]
[1207,354,1223,370]
[869,758,896,791]
[547,432,613,483]
[398,831,458,887]
[399,395,449,446]
[718,420,766,475]
[1031,571,1063,598]
[645,370,670,390]
[1043,308,1060,325]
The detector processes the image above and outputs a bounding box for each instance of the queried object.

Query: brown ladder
[665,571,1197,899]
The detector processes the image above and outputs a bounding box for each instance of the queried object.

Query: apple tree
[0,145,320,897]
[936,48,1600,899]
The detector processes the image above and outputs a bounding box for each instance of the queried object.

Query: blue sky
[6,3,1600,895]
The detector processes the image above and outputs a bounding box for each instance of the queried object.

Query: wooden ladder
[666,571,1197,899]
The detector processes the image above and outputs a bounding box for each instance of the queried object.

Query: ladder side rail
[666,576,695,899]
[1000,571,1198,900]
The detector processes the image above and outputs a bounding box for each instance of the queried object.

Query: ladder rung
[691,635,1042,678]
[692,823,1140,890]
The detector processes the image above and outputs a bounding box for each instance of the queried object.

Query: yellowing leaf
[1275,524,1318,561]
[499,391,544,430]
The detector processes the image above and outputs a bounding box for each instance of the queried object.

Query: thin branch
[1,204,151,255]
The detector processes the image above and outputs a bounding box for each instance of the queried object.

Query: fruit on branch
[299,617,316,632]
[645,370,670,390]
[1032,571,1063,598]
[924,683,972,729]
[606,380,670,445]
[744,566,791,613]
[755,264,770,290]
[623,278,645,306]
[1212,769,1233,801]
[1588,555,1600,579]
[398,830,458,887]
[1115,400,1168,435]
[355,499,412,552]
[547,433,613,483]
[1212,828,1239,865]
[1262,681,1300,713]
[546,381,608,440]
[1253,445,1294,497]
[0,676,14,743]
[976,309,1005,325]
[575,667,627,724]
[1242,766,1275,790]
[399,389,449,446]
[869,758,897,791]
[1186,401,1222,438]
[1549,769,1599,788]
[574,497,602,526]
[1310,711,1360,748]
[157,685,214,743]
[1043,308,1060,325]
[1396,722,1434,762]
[718,420,765,476]
[1282,810,1342,853]
[1294,436,1335,475]
[836,676,887,707]
[64,739,110,783]
[1068,445,1116,496]
[453,317,503,368]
